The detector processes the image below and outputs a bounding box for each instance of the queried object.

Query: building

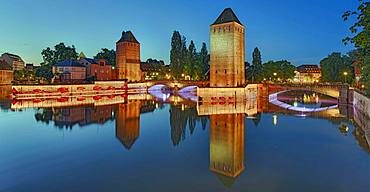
[294,64,321,83]
[25,64,34,71]
[0,53,25,71]
[0,60,13,85]
[210,8,245,87]
[53,60,86,82]
[140,59,168,80]
[116,31,141,82]
[79,58,112,81]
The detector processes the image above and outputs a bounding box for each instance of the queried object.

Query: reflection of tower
[210,8,245,87]
[115,100,141,150]
[116,31,141,82]
[209,113,245,187]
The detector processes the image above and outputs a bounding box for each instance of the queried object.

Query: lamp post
[343,72,348,84]
[273,72,277,83]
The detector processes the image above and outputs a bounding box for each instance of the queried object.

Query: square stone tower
[116,31,141,82]
[210,8,245,87]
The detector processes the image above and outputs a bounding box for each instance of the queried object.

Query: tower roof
[117,31,140,44]
[212,8,242,25]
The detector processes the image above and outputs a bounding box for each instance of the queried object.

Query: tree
[185,40,196,79]
[199,42,209,80]
[252,47,263,82]
[38,42,78,81]
[35,65,53,81]
[343,0,370,94]
[170,31,183,79]
[320,52,354,83]
[180,35,188,78]
[263,60,295,81]
[41,43,78,65]
[94,48,116,66]
[343,0,370,49]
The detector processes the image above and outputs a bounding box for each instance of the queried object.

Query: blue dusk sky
[0,0,359,66]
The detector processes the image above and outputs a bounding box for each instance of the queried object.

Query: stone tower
[116,31,141,82]
[210,8,245,87]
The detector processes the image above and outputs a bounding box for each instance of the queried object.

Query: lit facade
[210,8,245,87]
[294,64,321,83]
[116,31,141,82]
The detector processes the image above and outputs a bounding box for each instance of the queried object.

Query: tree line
[170,31,209,80]
[246,47,296,82]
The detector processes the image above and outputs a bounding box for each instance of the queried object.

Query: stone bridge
[261,83,352,104]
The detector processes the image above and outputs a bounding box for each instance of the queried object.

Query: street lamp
[343,72,348,84]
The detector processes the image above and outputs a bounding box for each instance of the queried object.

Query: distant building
[116,31,141,82]
[210,8,245,87]
[0,53,25,71]
[140,60,168,80]
[0,60,13,84]
[79,58,112,81]
[294,64,321,83]
[53,60,86,82]
[25,64,34,71]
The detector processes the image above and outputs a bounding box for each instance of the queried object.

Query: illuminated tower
[209,113,245,187]
[115,100,141,150]
[116,31,141,82]
[210,8,245,87]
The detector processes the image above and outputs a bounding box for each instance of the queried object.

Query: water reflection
[2,86,370,190]
[209,113,245,187]
[170,104,208,146]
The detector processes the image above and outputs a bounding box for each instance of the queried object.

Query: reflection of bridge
[128,80,209,90]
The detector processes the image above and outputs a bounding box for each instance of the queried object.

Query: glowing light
[273,115,277,126]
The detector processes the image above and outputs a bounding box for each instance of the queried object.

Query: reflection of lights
[155,103,159,108]
[181,104,185,111]
[273,115,277,126]
[293,101,298,107]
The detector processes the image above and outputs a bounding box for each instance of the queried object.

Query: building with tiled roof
[79,58,113,81]
[0,60,13,84]
[294,64,321,83]
[0,53,25,71]
[53,60,86,82]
